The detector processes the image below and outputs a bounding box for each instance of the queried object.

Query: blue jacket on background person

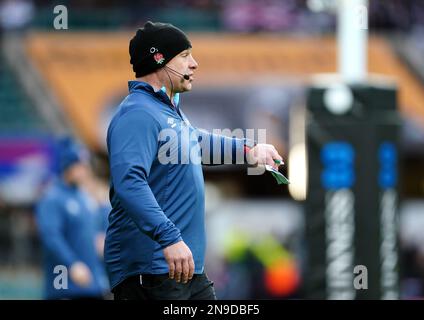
[35,137,109,299]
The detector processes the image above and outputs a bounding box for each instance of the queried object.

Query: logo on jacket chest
[65,199,80,216]
[167,117,177,128]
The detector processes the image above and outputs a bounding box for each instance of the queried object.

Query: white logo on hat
[150,47,158,53]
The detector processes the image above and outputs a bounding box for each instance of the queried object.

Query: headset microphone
[165,66,190,80]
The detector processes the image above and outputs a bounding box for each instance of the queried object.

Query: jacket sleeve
[108,109,182,248]
[196,128,253,166]
[35,197,78,268]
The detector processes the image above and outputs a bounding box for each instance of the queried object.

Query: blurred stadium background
[0,0,423,299]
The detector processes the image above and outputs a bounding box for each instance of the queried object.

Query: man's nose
[189,56,198,70]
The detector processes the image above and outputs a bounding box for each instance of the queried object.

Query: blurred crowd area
[1,0,424,33]
[0,0,423,299]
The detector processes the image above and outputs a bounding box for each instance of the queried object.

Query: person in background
[35,136,109,300]
[80,174,111,260]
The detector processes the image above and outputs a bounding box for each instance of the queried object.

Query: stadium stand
[0,52,45,131]
[24,33,424,150]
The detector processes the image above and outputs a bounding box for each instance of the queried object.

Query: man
[36,136,109,299]
[105,21,283,300]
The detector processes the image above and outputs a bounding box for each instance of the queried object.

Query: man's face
[165,48,198,93]
[64,162,91,186]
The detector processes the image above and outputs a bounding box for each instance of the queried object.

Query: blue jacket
[36,179,109,299]
[105,81,248,289]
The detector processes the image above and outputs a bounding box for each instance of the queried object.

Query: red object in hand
[244,145,251,155]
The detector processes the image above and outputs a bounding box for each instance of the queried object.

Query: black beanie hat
[129,21,192,77]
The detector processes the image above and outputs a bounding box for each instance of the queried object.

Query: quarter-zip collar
[128,80,180,109]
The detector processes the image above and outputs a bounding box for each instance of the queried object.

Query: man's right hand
[70,261,92,287]
[163,241,194,284]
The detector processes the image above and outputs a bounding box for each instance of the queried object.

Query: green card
[265,164,290,185]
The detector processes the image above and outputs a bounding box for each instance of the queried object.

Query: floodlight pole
[337,0,369,83]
